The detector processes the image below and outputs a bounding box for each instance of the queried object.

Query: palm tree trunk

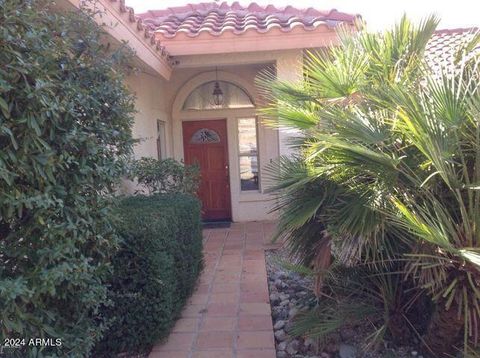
[313,237,331,297]
[424,301,463,357]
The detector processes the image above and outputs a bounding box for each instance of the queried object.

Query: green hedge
[0,1,135,356]
[95,194,203,356]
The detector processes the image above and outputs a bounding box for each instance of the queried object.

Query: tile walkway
[149,221,279,358]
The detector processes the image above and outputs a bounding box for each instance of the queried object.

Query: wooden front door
[183,119,231,221]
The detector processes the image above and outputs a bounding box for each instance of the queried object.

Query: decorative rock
[270,293,280,304]
[274,320,285,330]
[274,329,287,341]
[276,351,287,358]
[339,343,357,358]
[411,351,418,357]
[321,353,331,358]
[280,299,289,306]
[325,342,339,353]
[286,339,300,355]
[275,279,283,288]
[304,337,315,348]
[289,307,299,318]
[277,341,287,351]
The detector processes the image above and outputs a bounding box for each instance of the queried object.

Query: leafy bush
[130,157,200,195]
[94,194,203,356]
[261,16,480,356]
[0,0,135,356]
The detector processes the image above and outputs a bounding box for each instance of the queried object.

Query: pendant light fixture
[212,67,224,107]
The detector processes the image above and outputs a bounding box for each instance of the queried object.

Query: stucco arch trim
[171,70,257,118]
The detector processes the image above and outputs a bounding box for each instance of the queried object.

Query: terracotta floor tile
[195,284,210,294]
[237,349,276,358]
[238,315,273,331]
[196,331,234,349]
[151,224,276,355]
[215,272,241,281]
[206,303,237,316]
[236,331,275,349]
[240,290,269,303]
[239,303,271,315]
[240,282,269,294]
[224,242,244,250]
[245,223,264,233]
[201,316,237,331]
[192,350,234,358]
[211,283,239,293]
[243,251,265,260]
[153,333,195,351]
[172,318,199,332]
[217,264,242,273]
[226,234,245,241]
[209,292,238,304]
[242,273,267,283]
[222,249,243,255]
[188,293,209,305]
[199,276,214,285]
[149,351,190,358]
[181,304,207,318]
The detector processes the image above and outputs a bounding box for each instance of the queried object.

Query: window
[183,81,254,110]
[238,118,259,191]
[190,128,220,144]
[157,120,166,160]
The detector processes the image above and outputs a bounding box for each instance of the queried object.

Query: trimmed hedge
[95,194,203,356]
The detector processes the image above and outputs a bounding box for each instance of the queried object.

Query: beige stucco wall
[126,71,170,159]
[120,71,170,193]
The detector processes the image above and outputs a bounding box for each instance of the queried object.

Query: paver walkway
[149,221,279,358]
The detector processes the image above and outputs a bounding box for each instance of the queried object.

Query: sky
[126,0,479,31]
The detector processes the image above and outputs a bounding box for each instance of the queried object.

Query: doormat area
[202,221,231,229]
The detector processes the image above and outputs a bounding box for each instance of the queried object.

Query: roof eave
[155,25,354,56]
[60,0,173,80]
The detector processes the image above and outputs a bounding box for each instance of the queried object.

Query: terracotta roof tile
[137,1,360,39]
[426,28,479,72]
[108,0,173,64]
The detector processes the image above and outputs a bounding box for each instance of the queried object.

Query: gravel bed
[266,249,423,358]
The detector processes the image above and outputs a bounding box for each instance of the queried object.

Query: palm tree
[259,16,480,356]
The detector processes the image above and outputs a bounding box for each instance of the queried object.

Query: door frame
[171,71,278,221]
[182,118,232,221]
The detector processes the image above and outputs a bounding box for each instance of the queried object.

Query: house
[59,0,474,222]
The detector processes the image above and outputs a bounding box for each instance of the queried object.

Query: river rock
[339,343,357,358]
[286,340,300,355]
[274,320,285,330]
[274,329,286,341]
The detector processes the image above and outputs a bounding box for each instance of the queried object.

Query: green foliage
[260,15,480,356]
[130,157,200,195]
[94,194,203,356]
[0,0,135,356]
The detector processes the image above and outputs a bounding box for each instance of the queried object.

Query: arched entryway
[172,71,259,221]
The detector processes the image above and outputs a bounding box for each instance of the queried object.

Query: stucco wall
[126,71,170,159]
[120,71,170,193]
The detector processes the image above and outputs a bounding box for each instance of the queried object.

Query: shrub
[261,16,480,356]
[94,194,203,356]
[0,0,135,356]
[130,157,200,195]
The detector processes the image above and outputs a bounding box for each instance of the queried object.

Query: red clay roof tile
[108,0,173,63]
[136,1,360,39]
[426,28,479,71]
